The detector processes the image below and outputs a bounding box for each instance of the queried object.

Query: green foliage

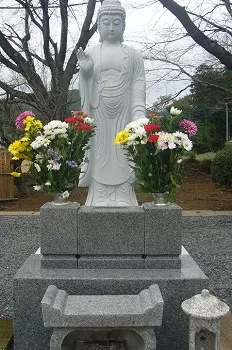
[167,95,193,114]
[187,150,197,160]
[211,143,232,187]
[65,89,81,116]
[191,64,232,106]
[127,143,183,200]
[195,152,216,161]
[190,64,232,147]
[192,121,221,153]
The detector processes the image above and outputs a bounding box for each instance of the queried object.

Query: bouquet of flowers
[8,110,95,198]
[114,107,197,202]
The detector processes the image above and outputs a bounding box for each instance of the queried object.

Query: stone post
[40,202,80,268]
[181,289,230,349]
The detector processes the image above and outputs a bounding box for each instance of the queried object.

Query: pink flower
[15,111,35,129]
[179,119,197,137]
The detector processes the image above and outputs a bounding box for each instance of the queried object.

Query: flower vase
[152,192,170,206]
[52,192,70,205]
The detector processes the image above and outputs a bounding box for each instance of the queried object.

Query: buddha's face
[98,14,125,43]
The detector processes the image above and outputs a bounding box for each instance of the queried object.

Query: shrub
[192,121,222,153]
[211,143,232,187]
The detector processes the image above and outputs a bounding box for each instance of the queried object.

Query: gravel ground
[0,214,231,319]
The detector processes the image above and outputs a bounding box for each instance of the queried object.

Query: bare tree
[130,0,232,106]
[157,0,232,69]
[0,0,100,123]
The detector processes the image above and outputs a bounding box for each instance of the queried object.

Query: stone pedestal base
[40,203,182,270]
[13,251,208,350]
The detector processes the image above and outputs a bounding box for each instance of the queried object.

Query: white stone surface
[36,245,189,256]
[77,0,146,206]
[181,289,230,320]
[42,284,163,328]
[182,289,230,350]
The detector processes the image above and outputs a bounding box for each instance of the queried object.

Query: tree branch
[150,56,232,97]
[15,0,58,58]
[222,0,232,18]
[0,53,21,74]
[39,0,55,76]
[0,29,47,96]
[22,4,34,65]
[0,79,35,101]
[187,9,232,37]
[64,0,99,83]
[57,0,68,68]
[158,0,232,69]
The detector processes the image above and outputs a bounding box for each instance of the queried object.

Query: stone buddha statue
[77,0,146,206]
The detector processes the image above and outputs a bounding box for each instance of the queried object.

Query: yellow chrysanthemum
[8,138,31,160]
[11,172,22,177]
[34,120,43,129]
[23,116,35,125]
[21,136,29,142]
[114,130,130,144]
[9,140,22,152]
[23,116,43,133]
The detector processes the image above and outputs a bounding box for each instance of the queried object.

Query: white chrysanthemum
[182,139,193,151]
[59,133,68,138]
[168,142,176,149]
[62,191,69,198]
[44,121,68,130]
[46,163,53,171]
[157,141,168,150]
[156,132,175,150]
[84,117,94,124]
[34,163,41,172]
[166,134,176,149]
[46,160,61,171]
[45,182,51,186]
[33,185,41,191]
[31,136,51,149]
[43,121,68,139]
[35,154,43,163]
[133,126,147,139]
[170,106,182,115]
[53,163,61,170]
[125,118,149,131]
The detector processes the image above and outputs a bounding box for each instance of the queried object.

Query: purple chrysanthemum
[53,151,61,163]
[15,111,35,129]
[179,119,197,137]
[66,160,78,168]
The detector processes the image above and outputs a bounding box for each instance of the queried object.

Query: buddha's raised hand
[77,48,94,76]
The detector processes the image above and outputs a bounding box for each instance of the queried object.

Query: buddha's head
[97,0,126,43]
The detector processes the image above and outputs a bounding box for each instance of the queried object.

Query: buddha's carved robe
[79,44,146,206]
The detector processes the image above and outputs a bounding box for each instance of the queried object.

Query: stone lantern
[181,289,230,350]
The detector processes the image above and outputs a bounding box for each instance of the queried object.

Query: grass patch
[195,152,216,161]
